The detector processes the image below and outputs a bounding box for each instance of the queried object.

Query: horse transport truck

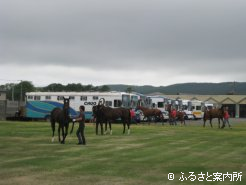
[25,91,149,121]
[147,95,170,121]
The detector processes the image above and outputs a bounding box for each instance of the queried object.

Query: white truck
[180,99,194,120]
[145,95,170,121]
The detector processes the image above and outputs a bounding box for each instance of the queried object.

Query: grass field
[0,119,245,185]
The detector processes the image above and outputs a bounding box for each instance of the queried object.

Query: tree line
[0,81,111,101]
[2,81,243,102]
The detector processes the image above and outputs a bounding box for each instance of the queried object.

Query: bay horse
[93,98,131,134]
[176,111,186,126]
[136,106,164,124]
[203,107,224,128]
[92,105,106,135]
[166,104,185,126]
[50,97,70,144]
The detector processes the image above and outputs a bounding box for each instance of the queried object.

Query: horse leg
[123,121,126,134]
[70,121,75,134]
[221,118,225,129]
[51,120,55,142]
[96,122,99,135]
[179,118,182,126]
[109,122,112,135]
[218,118,220,128]
[127,121,130,135]
[148,116,151,125]
[58,125,61,142]
[64,123,68,139]
[104,122,108,134]
[209,118,213,128]
[100,122,103,135]
[160,116,163,125]
[61,126,65,144]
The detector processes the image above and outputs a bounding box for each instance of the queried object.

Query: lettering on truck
[84,102,97,106]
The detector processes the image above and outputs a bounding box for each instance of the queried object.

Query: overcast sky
[1,0,246,87]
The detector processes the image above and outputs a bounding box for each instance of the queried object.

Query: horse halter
[98,98,105,106]
[63,98,70,111]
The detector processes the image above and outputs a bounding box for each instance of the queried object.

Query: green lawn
[0,119,245,185]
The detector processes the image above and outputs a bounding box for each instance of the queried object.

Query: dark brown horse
[92,105,107,135]
[50,97,70,144]
[93,98,131,134]
[166,104,185,126]
[136,106,164,124]
[176,111,186,125]
[203,107,224,128]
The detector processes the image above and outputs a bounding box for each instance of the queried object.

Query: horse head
[63,97,70,109]
[63,97,70,118]
[92,105,98,118]
[166,104,172,113]
[220,105,225,113]
[98,98,105,106]
[97,98,106,111]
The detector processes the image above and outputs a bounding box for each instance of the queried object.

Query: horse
[166,104,186,126]
[92,105,107,135]
[176,111,186,126]
[93,98,131,134]
[136,106,164,124]
[203,107,224,128]
[50,97,70,144]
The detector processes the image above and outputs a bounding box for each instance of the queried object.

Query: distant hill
[106,82,246,95]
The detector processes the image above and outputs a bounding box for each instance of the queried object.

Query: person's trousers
[76,123,86,144]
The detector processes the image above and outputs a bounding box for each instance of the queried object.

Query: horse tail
[128,109,131,124]
[50,108,59,142]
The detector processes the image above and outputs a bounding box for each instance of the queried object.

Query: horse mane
[137,106,147,111]
[220,105,224,111]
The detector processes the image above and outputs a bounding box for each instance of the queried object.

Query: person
[135,109,141,124]
[171,108,177,125]
[73,105,86,145]
[222,106,231,129]
[130,108,136,124]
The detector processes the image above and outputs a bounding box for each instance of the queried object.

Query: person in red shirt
[130,109,136,124]
[171,108,177,125]
[222,106,231,129]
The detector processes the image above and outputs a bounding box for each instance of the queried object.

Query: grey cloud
[1,0,246,74]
